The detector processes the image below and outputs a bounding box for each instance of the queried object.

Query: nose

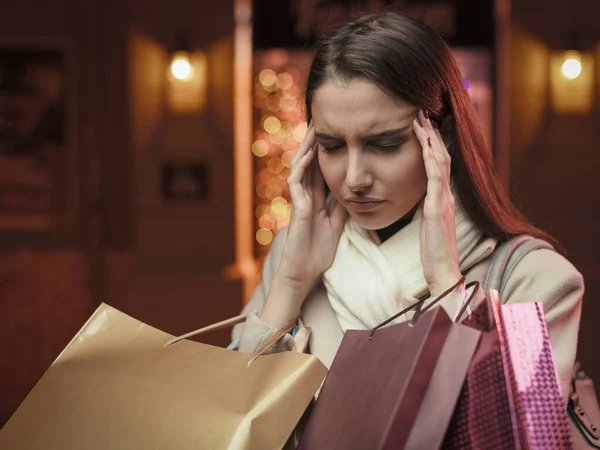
[345,149,373,192]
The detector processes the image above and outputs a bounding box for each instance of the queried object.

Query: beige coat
[232,227,584,403]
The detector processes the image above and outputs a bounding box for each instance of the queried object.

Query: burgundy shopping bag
[298,303,481,450]
[443,289,572,449]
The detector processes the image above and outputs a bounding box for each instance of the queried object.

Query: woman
[232,12,583,404]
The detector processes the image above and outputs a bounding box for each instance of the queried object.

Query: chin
[347,212,398,230]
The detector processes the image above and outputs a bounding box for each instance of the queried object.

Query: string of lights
[253,50,310,263]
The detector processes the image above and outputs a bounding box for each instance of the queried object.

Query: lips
[346,200,386,212]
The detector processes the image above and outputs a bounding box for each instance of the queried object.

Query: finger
[413,117,442,211]
[288,149,315,202]
[419,110,447,184]
[429,125,452,196]
[433,128,450,160]
[421,113,454,208]
[427,145,443,203]
[413,117,441,186]
[291,123,315,169]
[303,145,313,193]
[311,149,326,208]
[289,148,314,185]
[433,127,451,181]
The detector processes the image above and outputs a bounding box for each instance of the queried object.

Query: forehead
[311,78,417,137]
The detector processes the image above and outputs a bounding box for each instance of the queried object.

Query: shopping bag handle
[369,276,478,338]
[164,313,311,366]
[409,280,480,326]
[164,314,249,347]
[446,281,481,323]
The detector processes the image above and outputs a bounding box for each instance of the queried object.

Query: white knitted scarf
[322,196,497,331]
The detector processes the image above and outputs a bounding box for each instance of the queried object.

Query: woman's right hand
[260,123,348,327]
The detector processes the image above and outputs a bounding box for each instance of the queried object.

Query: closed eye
[320,143,345,153]
[370,140,406,151]
[319,140,406,153]
[372,143,402,151]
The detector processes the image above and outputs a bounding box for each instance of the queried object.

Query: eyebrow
[315,126,411,140]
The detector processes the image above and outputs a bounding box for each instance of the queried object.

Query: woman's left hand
[413,109,462,298]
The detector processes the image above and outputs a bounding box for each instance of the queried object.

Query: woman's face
[311,78,427,230]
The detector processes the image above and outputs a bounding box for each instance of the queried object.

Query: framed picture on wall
[0,38,77,235]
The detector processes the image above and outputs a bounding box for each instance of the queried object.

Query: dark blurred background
[0,0,599,427]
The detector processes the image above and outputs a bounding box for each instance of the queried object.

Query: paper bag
[298,306,481,450]
[0,303,327,450]
[443,289,572,449]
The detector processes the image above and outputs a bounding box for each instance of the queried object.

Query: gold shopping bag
[0,303,326,450]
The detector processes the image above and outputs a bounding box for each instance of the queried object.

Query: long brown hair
[305,12,559,249]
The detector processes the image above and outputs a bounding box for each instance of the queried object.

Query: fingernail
[427,137,432,148]
[415,116,423,127]
[423,109,430,120]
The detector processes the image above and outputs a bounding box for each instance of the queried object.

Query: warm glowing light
[258,214,276,229]
[255,82,269,98]
[293,122,308,142]
[276,72,294,90]
[170,52,194,81]
[263,116,282,134]
[281,120,293,133]
[265,49,289,68]
[255,205,270,218]
[265,184,283,199]
[281,150,294,168]
[259,69,277,87]
[562,54,582,79]
[270,197,288,219]
[253,58,308,256]
[252,140,269,157]
[256,228,274,245]
[271,196,287,205]
[281,140,296,152]
[550,50,594,113]
[256,182,269,199]
[276,168,290,180]
[280,94,298,111]
[267,157,284,174]
[257,167,270,182]
[276,217,290,228]
[269,130,286,145]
